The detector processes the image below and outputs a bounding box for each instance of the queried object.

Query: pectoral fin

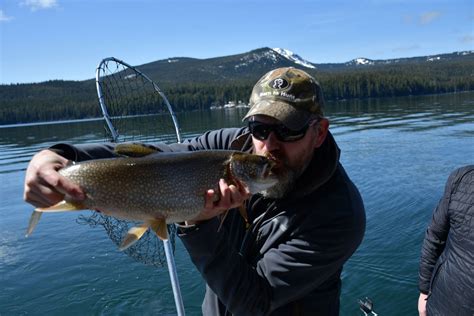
[119,224,149,251]
[114,143,160,157]
[149,218,168,240]
[36,200,85,212]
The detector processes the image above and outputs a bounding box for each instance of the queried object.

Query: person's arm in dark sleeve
[47,127,246,161]
[48,143,119,161]
[168,127,246,151]
[418,174,453,294]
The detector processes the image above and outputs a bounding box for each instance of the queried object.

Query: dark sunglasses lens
[275,125,306,142]
[250,122,307,142]
[249,123,270,140]
[277,131,305,142]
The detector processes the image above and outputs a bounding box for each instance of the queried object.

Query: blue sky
[1,0,473,84]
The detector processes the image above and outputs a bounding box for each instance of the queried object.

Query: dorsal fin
[114,143,160,157]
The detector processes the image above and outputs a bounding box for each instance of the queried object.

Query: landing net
[77,57,181,268]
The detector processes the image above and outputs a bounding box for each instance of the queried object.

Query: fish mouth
[263,162,275,178]
[264,153,284,172]
[264,153,278,163]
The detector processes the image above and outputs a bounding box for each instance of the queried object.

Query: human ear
[314,118,329,148]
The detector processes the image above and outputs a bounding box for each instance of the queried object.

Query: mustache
[263,152,290,176]
[264,152,284,164]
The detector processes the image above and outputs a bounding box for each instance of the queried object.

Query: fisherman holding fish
[24,67,366,315]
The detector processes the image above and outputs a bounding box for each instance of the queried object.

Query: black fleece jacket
[50,127,366,316]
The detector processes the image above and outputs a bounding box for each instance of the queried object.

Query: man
[418,165,474,316]
[24,67,366,315]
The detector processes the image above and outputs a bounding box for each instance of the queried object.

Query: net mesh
[97,58,179,143]
[77,212,177,267]
[78,57,181,268]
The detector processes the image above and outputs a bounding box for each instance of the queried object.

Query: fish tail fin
[150,219,168,240]
[25,210,42,237]
[25,201,85,237]
[119,224,149,251]
[36,200,85,212]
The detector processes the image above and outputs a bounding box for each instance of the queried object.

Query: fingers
[217,179,234,209]
[24,185,64,208]
[191,179,251,224]
[199,179,249,219]
[23,150,85,208]
[24,192,53,207]
[53,173,84,200]
[417,293,428,316]
[204,189,217,210]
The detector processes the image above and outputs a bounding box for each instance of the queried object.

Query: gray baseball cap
[243,67,325,130]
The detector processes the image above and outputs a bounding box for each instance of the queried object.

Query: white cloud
[419,11,441,25]
[21,0,58,11]
[0,10,14,22]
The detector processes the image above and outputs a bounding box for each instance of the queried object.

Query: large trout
[26,145,277,250]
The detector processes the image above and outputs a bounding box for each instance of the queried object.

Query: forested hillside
[1,49,473,125]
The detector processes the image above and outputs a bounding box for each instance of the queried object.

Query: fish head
[229,152,278,194]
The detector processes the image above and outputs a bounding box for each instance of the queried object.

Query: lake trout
[26,145,277,250]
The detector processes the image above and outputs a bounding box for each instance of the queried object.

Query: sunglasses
[249,121,315,142]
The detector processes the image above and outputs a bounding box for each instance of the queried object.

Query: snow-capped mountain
[341,50,474,67]
[272,48,316,69]
[346,58,375,66]
[132,47,474,83]
[231,48,316,70]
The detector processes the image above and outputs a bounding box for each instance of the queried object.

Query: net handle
[94,57,185,315]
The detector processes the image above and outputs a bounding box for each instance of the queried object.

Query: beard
[260,154,310,199]
[261,167,298,199]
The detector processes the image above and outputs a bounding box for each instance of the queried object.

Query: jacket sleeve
[418,173,453,294]
[48,127,246,161]
[175,127,246,151]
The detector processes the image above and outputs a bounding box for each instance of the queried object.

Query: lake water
[1,92,473,315]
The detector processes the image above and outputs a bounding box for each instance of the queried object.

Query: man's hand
[23,150,85,208]
[418,293,428,316]
[187,179,250,225]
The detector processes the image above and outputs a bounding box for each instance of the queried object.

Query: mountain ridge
[1,47,471,85]
[139,46,474,69]
[130,47,474,84]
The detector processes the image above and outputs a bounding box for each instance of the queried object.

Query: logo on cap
[271,78,289,90]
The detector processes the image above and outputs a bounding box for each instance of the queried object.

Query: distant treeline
[1,60,473,125]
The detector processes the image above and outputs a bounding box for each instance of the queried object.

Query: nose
[262,131,281,151]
